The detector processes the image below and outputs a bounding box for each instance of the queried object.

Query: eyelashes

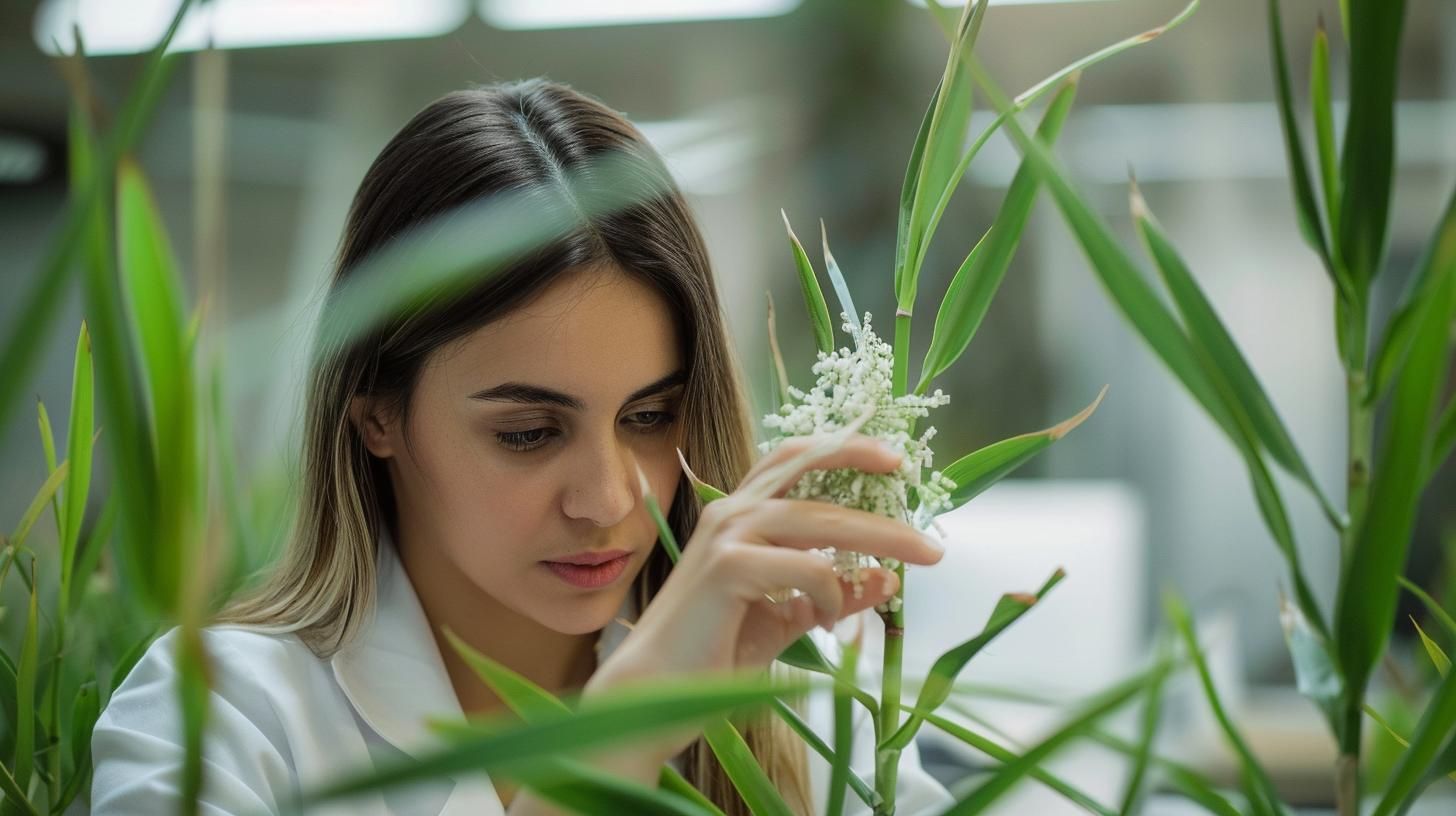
[495,411,678,453]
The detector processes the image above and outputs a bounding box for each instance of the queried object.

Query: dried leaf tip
[633,457,653,501]
[1315,11,1326,36]
[1048,384,1108,440]
[1128,168,1150,221]
[819,218,839,266]
[780,208,803,245]
[1008,592,1038,606]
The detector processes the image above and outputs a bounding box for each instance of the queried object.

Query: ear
[349,395,397,458]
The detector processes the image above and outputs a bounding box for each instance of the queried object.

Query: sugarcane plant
[952,0,1456,813]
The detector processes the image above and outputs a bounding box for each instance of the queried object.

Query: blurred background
[1,0,1453,810]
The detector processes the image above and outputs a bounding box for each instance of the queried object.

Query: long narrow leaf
[704,718,795,816]
[883,569,1064,750]
[1118,636,1171,815]
[0,0,194,431]
[10,463,69,552]
[768,698,878,812]
[1399,577,1456,640]
[819,222,860,335]
[1411,618,1451,677]
[1132,180,1344,529]
[12,564,40,800]
[941,387,1105,510]
[1368,183,1456,406]
[782,211,833,355]
[441,627,722,814]
[1371,660,1456,815]
[303,675,802,806]
[917,78,1078,394]
[1338,0,1408,286]
[970,56,1330,643]
[1310,17,1341,270]
[1265,0,1334,274]
[909,703,1114,815]
[61,321,95,591]
[943,661,1172,814]
[1167,594,1286,816]
[1335,235,1456,729]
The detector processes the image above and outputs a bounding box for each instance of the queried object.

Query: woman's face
[357,263,685,635]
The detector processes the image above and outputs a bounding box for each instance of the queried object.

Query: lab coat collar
[329,527,639,761]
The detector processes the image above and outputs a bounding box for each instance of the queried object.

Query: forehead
[432,266,683,403]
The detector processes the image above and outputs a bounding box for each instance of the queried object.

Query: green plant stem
[875,583,906,816]
[1337,296,1371,816]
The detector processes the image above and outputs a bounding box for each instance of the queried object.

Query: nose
[561,431,639,527]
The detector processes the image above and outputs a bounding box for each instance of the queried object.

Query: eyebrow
[468,368,687,410]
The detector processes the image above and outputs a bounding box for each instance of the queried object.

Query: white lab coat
[84,529,955,815]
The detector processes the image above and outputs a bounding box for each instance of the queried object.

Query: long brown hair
[217,78,813,814]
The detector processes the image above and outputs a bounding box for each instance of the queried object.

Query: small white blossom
[759,311,956,602]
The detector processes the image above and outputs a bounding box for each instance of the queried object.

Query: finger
[740,430,903,502]
[735,568,899,666]
[718,543,845,628]
[733,498,943,566]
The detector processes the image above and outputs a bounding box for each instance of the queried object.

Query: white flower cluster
[759,311,956,613]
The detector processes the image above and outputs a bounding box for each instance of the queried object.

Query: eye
[496,427,558,452]
[627,411,677,433]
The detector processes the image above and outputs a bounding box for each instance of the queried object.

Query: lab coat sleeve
[88,626,295,816]
[803,615,956,816]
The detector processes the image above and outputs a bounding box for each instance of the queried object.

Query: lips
[541,552,632,589]
[544,549,633,566]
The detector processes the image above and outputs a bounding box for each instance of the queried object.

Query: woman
[87,78,952,816]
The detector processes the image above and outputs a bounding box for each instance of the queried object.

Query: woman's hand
[582,431,945,762]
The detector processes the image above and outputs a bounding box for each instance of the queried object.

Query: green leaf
[909,702,1115,815]
[781,211,834,355]
[35,400,61,539]
[1430,395,1455,485]
[917,77,1078,395]
[12,563,40,799]
[1265,0,1335,276]
[304,675,801,806]
[896,0,988,312]
[1412,617,1451,677]
[1310,17,1341,272]
[1399,577,1456,640]
[1166,594,1286,816]
[1131,180,1345,529]
[0,763,40,816]
[1368,183,1456,407]
[775,635,834,676]
[1086,727,1243,816]
[704,719,794,816]
[441,627,722,814]
[10,463,69,553]
[497,757,718,816]
[969,57,1330,645]
[941,387,1105,510]
[1278,590,1344,731]
[1338,0,1408,286]
[1119,636,1171,816]
[61,321,95,594]
[768,698,878,812]
[676,448,728,505]
[765,292,791,412]
[943,661,1172,814]
[0,0,194,433]
[883,569,1064,751]
[1335,227,1456,731]
[1371,658,1456,815]
[819,222,860,335]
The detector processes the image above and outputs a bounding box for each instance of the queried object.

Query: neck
[393,531,600,717]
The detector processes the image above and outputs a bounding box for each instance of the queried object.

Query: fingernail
[922,532,944,554]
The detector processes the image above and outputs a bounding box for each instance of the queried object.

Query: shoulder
[89,625,321,813]
[109,623,322,704]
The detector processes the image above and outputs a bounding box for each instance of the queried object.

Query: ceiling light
[479,0,801,31]
[34,0,469,56]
